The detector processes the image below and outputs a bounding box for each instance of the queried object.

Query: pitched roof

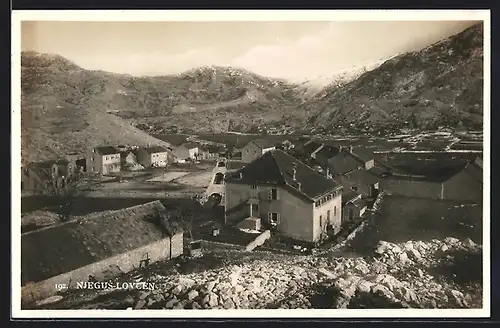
[461,162,483,183]
[142,145,169,154]
[303,141,323,156]
[327,151,364,175]
[21,201,183,285]
[351,147,374,163]
[225,149,341,201]
[342,191,362,205]
[314,145,340,165]
[344,168,380,185]
[95,146,119,155]
[250,138,278,149]
[181,142,199,149]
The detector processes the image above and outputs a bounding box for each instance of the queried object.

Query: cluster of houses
[220,137,483,246]
[21,140,227,193]
[20,135,483,306]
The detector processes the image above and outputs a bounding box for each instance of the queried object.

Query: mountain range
[20,22,483,162]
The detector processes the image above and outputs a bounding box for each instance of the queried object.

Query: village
[19,132,483,309]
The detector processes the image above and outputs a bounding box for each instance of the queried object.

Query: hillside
[304,23,484,133]
[20,53,305,155]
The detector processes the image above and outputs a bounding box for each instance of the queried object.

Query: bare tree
[47,173,103,222]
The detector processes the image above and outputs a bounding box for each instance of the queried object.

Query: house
[136,146,171,168]
[21,201,183,305]
[441,161,482,202]
[342,192,368,224]
[173,142,199,161]
[340,168,380,197]
[22,159,76,193]
[86,146,121,175]
[241,139,277,163]
[224,149,343,244]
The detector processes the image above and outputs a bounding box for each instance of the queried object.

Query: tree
[46,172,103,222]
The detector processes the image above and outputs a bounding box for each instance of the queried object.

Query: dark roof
[226,149,341,201]
[461,163,483,183]
[21,201,183,285]
[348,198,367,209]
[303,141,323,156]
[352,147,374,163]
[327,151,364,175]
[142,145,169,154]
[342,191,362,205]
[95,146,119,155]
[314,145,340,165]
[181,142,199,149]
[250,138,278,149]
[344,169,380,185]
[368,166,390,177]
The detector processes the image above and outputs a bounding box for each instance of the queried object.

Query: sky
[21,20,479,82]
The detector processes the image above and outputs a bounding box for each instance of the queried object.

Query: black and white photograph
[12,10,490,318]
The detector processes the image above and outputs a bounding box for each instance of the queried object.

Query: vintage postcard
[11,9,490,319]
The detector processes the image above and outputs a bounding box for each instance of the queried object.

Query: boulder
[407,249,422,262]
[164,298,179,309]
[171,285,183,296]
[187,290,199,300]
[179,278,196,288]
[372,261,388,274]
[444,237,460,245]
[462,238,476,248]
[134,299,146,310]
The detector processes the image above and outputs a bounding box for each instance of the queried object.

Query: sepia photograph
[12,9,490,318]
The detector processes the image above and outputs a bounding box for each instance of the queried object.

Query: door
[250,203,259,217]
[348,208,354,221]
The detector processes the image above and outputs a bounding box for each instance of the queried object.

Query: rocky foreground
[40,237,482,310]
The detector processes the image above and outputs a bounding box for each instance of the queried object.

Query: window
[91,167,95,172]
[268,188,278,200]
[251,185,258,189]
[91,156,94,161]
[327,210,331,223]
[268,212,280,225]
[352,186,358,191]
[333,206,337,217]
[105,156,108,160]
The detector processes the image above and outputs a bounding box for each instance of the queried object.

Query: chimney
[349,146,354,153]
[292,162,297,181]
[238,172,243,180]
[297,182,302,191]
[326,167,330,178]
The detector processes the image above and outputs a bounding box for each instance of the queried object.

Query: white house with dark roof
[21,201,183,305]
[86,146,121,175]
[224,149,343,244]
[136,145,172,168]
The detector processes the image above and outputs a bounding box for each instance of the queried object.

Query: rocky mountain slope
[36,236,482,310]
[304,23,484,133]
[21,52,305,158]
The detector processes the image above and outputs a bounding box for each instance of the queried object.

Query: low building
[21,201,184,305]
[224,149,343,244]
[342,192,368,224]
[86,146,121,175]
[173,142,199,161]
[136,146,171,168]
[22,159,76,193]
[441,161,482,202]
[241,139,277,163]
[340,168,380,197]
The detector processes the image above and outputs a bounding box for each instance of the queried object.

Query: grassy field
[344,196,482,256]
